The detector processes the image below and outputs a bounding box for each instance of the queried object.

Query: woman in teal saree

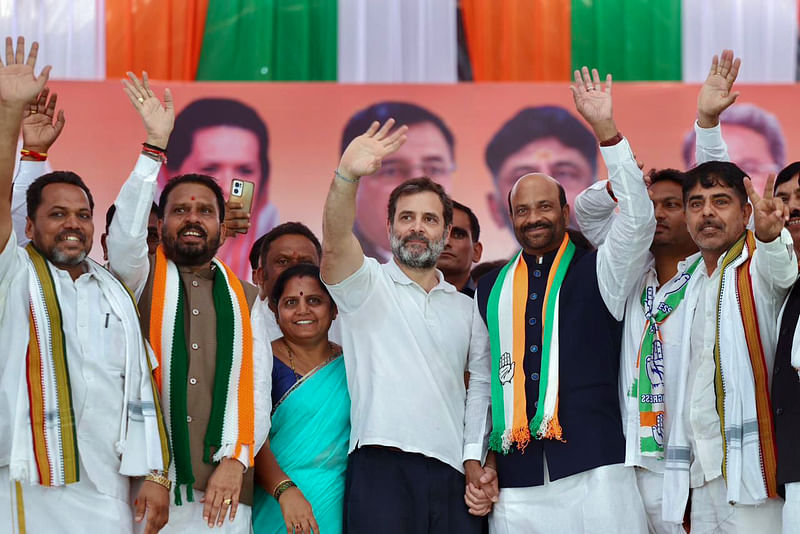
[253,264,350,534]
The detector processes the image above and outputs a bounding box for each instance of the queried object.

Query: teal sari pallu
[253,355,351,533]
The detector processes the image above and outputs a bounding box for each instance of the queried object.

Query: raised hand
[745,173,788,243]
[22,88,64,154]
[122,71,174,149]
[570,67,616,140]
[697,50,741,128]
[337,119,408,180]
[0,37,51,107]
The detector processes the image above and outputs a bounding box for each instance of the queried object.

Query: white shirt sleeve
[695,121,730,165]
[106,154,161,299]
[751,228,798,302]
[251,302,273,455]
[595,138,656,320]
[11,160,47,247]
[573,180,617,248]
[463,296,492,464]
[0,229,24,283]
[323,255,376,314]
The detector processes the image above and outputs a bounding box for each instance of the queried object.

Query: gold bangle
[273,479,296,501]
[145,472,172,491]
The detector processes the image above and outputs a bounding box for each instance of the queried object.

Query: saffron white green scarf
[487,235,575,453]
[633,257,700,458]
[149,246,254,504]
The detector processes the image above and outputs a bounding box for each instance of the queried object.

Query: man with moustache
[769,161,800,533]
[469,67,654,533]
[248,221,342,345]
[0,39,170,533]
[437,200,483,297]
[106,73,270,532]
[339,101,456,261]
[660,160,795,532]
[572,50,740,533]
[321,119,493,533]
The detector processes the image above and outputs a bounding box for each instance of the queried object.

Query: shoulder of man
[240,279,259,309]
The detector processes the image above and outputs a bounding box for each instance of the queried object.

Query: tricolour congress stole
[149,246,254,504]
[634,257,701,458]
[487,234,575,453]
[25,244,79,486]
[714,231,778,498]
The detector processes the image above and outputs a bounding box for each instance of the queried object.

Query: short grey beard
[49,248,88,266]
[390,231,447,270]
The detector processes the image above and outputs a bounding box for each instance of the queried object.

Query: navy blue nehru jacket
[476,246,625,488]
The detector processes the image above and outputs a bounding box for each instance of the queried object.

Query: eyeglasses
[374,162,454,180]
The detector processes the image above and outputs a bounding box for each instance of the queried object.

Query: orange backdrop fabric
[462,0,571,81]
[105,0,209,80]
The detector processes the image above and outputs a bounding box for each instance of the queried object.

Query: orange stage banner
[41,81,800,279]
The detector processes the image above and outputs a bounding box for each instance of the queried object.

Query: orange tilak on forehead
[532,149,554,162]
[191,196,195,201]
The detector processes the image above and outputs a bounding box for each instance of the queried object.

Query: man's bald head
[507,173,567,216]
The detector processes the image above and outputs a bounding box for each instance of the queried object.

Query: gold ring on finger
[223,498,232,505]
[137,97,144,103]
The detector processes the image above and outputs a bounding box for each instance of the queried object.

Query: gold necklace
[283,339,336,381]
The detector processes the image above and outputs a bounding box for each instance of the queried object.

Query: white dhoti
[690,476,783,534]
[489,462,648,534]
[0,466,133,534]
[132,487,252,534]
[783,482,800,534]
[635,468,685,534]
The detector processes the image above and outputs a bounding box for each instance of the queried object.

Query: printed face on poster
[44,80,799,280]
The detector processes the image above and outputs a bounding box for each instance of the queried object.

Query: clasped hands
[464,458,499,516]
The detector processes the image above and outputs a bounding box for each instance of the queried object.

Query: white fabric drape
[682,0,798,83]
[0,0,105,80]
[338,0,457,82]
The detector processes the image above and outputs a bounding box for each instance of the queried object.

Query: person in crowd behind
[248,221,343,345]
[322,119,493,533]
[339,101,456,261]
[573,50,738,533]
[102,202,159,261]
[249,233,268,290]
[437,200,483,296]
[162,98,277,280]
[770,161,800,534]
[107,72,271,532]
[469,67,655,533]
[0,37,170,534]
[469,259,508,286]
[252,264,348,534]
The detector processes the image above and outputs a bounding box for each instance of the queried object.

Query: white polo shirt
[324,256,491,473]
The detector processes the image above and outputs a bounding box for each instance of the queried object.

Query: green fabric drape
[571,0,682,81]
[196,0,337,81]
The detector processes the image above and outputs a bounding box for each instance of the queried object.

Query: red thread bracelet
[20,149,47,161]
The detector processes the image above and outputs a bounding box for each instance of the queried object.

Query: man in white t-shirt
[321,119,493,533]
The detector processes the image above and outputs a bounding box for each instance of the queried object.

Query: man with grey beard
[321,119,493,533]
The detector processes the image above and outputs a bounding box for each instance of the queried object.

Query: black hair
[105,202,158,234]
[486,106,598,180]
[166,98,270,187]
[269,263,334,311]
[249,234,268,271]
[259,221,322,269]
[648,168,684,187]
[682,161,748,205]
[506,179,567,215]
[452,200,480,243]
[775,162,800,192]
[27,171,94,220]
[340,101,454,157]
[158,174,226,222]
[387,177,454,228]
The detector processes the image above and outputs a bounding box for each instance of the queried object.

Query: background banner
[39,80,800,279]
